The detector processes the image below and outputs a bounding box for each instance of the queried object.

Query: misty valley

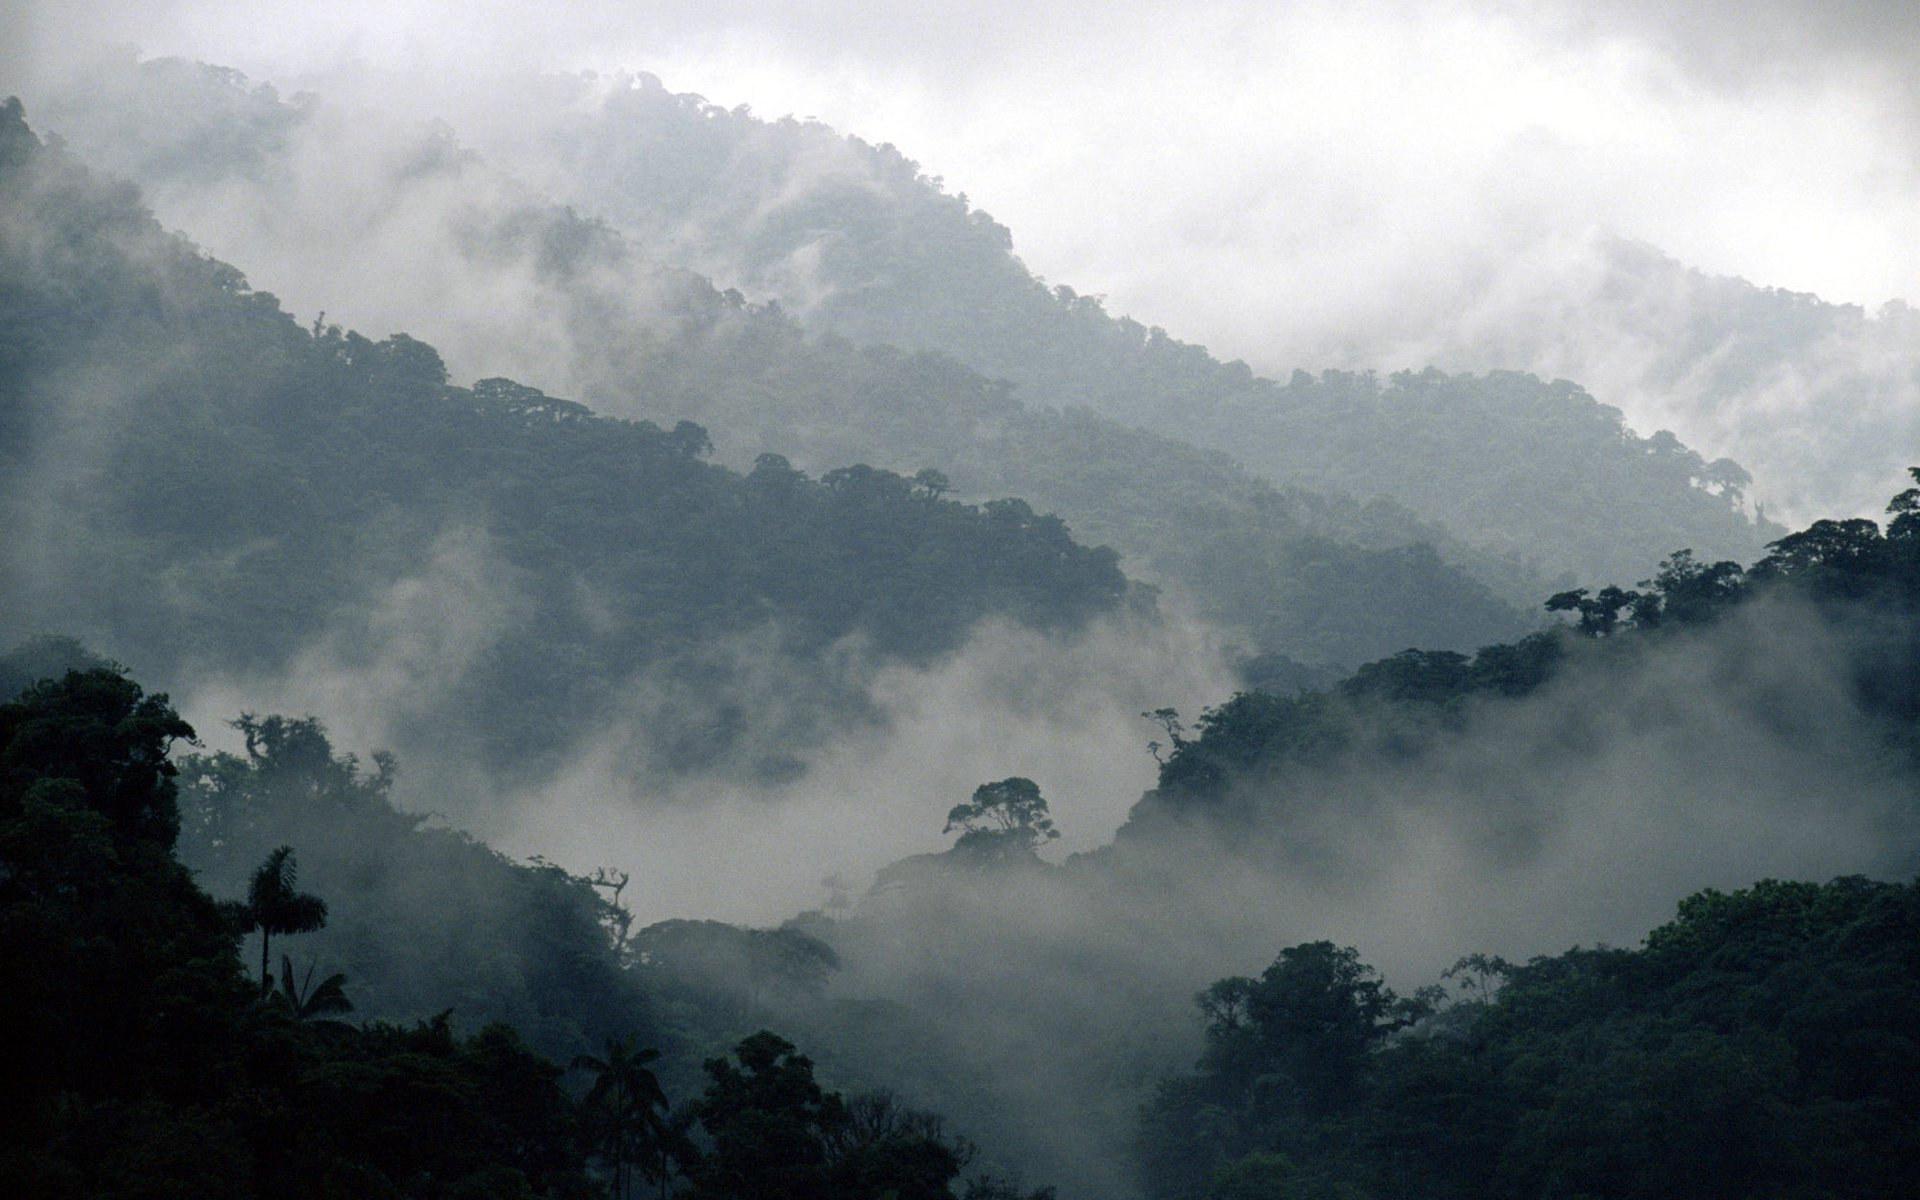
[5,32,1920,1200]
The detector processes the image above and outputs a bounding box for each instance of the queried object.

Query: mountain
[478,70,1777,583]
[1404,232,1920,527]
[27,57,1542,670]
[0,98,1129,790]
[755,483,1920,1198]
[1141,875,1920,1200]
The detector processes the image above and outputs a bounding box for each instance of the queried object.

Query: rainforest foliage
[1130,470,1920,833]
[6,63,1920,1200]
[0,98,1126,785]
[1140,876,1920,1200]
[506,71,1776,585]
[0,665,1047,1199]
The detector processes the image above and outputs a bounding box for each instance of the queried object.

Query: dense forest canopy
[0,97,1130,791]
[1127,479,1920,840]
[1372,232,1920,527]
[445,69,1778,584]
[24,57,1544,672]
[39,470,1906,1197]
[1141,875,1920,1200]
[0,664,1042,1198]
[5,19,1920,1200]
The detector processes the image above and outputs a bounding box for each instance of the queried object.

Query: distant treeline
[512,69,1776,585]
[0,98,1126,785]
[32,59,1779,671]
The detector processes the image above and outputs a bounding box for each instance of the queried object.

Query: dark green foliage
[573,1037,674,1200]
[1130,469,1920,831]
[691,1032,846,1200]
[1141,877,1920,1199]
[0,99,1128,786]
[31,62,1539,670]
[689,1032,977,1200]
[0,667,603,1197]
[943,777,1060,857]
[176,714,659,1060]
[241,844,328,986]
[273,952,354,1021]
[0,663,196,848]
[632,919,840,1032]
[613,308,1534,668]
[0,634,109,700]
[0,662,1018,1198]
[0,669,226,1147]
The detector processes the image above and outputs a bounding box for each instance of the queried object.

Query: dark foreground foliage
[1141,876,1920,1199]
[0,665,1042,1199]
[0,667,600,1197]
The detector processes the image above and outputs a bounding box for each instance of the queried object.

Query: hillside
[481,71,1778,583]
[1409,233,1920,526]
[0,98,1129,788]
[27,58,1538,669]
[1141,876,1920,1200]
[755,483,1920,1197]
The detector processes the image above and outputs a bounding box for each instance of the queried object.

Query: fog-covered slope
[1397,233,1920,527]
[27,58,1539,669]
[0,99,1129,791]
[459,70,1777,583]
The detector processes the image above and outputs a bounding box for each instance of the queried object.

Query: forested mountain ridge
[24,58,1540,669]
[9,468,1920,1198]
[1404,232,1920,526]
[1120,477,1920,852]
[10,644,1917,1199]
[8,47,1919,1200]
[1140,875,1920,1200]
[481,70,1778,584]
[0,97,1128,786]
[764,479,1920,1198]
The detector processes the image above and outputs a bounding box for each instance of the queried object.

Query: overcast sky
[8,0,1917,373]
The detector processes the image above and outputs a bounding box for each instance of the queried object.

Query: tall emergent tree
[241,844,327,988]
[943,777,1060,858]
[573,1036,673,1200]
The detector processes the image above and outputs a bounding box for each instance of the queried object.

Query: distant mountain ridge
[28,58,1548,669]
[485,70,1778,582]
[1403,232,1920,527]
[0,98,1130,790]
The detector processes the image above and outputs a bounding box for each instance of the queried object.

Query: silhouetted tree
[242,845,327,988]
[943,777,1060,855]
[574,1036,671,1200]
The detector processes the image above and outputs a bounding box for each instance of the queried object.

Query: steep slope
[477,71,1776,583]
[745,490,1920,1200]
[28,59,1536,668]
[1141,877,1920,1200]
[1403,233,1920,526]
[0,99,1128,790]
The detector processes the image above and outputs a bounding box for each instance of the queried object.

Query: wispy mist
[799,592,1919,1195]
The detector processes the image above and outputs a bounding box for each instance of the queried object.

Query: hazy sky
[8,0,1916,377]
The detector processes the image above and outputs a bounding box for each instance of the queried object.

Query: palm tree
[572,1036,671,1200]
[275,954,353,1022]
[243,846,327,989]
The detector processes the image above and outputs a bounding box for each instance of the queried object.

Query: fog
[488,614,1232,924]
[13,1,1916,522]
[8,7,1920,1197]
[779,591,1920,1195]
